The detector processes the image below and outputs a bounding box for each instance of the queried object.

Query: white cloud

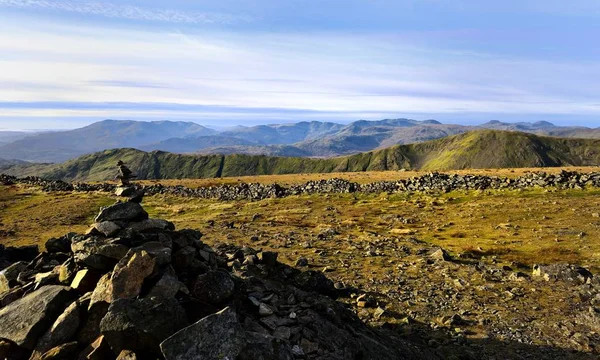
[0,14,599,123]
[0,0,251,24]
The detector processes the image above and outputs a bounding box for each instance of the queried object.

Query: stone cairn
[0,169,437,359]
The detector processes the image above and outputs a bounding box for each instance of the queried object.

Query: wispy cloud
[0,0,252,24]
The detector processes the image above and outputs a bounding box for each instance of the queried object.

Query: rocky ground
[1,172,600,359]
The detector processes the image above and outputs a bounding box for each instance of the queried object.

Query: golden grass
[2,169,600,273]
[108,166,600,188]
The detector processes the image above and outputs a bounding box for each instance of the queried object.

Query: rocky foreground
[0,197,440,359]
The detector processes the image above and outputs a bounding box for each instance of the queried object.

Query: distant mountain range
[5,130,600,181]
[1,119,600,163]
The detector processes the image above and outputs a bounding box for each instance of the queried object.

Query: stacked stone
[0,200,435,359]
[5,170,600,201]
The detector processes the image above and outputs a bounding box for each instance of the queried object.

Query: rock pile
[0,200,437,359]
[3,170,600,201]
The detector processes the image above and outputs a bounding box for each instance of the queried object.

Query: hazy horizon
[1,1,599,130]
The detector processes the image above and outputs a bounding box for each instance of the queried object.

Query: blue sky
[0,0,599,130]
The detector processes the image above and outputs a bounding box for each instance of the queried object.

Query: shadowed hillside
[6,130,600,181]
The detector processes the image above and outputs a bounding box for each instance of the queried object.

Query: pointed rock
[110,249,155,301]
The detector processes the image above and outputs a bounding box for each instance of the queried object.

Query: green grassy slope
[7,130,600,181]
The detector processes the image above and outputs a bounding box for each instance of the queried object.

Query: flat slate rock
[95,202,148,223]
[160,306,246,360]
[0,285,74,349]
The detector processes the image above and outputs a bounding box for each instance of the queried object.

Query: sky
[0,0,599,130]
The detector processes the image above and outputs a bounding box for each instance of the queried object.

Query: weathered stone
[80,335,113,360]
[0,285,74,349]
[192,270,235,305]
[430,248,452,261]
[44,236,72,254]
[258,251,278,267]
[92,221,122,237]
[295,257,308,267]
[57,258,77,284]
[100,297,188,355]
[110,249,155,301]
[532,264,593,283]
[39,341,79,360]
[172,246,196,272]
[160,306,245,360]
[89,273,112,310]
[115,186,135,197]
[259,303,274,316]
[0,286,24,308]
[34,270,59,290]
[294,270,337,297]
[134,242,171,266]
[128,219,175,233]
[95,202,148,223]
[149,269,186,299]
[32,301,81,357]
[239,331,294,360]
[116,349,138,360]
[71,236,128,271]
[0,261,27,294]
[70,269,101,293]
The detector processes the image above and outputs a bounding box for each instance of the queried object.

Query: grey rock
[92,221,122,237]
[0,285,74,349]
[192,270,235,305]
[149,268,187,298]
[100,297,188,355]
[128,219,175,233]
[115,186,135,197]
[71,236,128,271]
[0,261,27,294]
[430,248,452,261]
[135,241,172,266]
[109,249,155,301]
[160,306,245,360]
[44,236,72,253]
[32,300,81,356]
[95,202,148,223]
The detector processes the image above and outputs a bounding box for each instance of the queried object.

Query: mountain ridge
[5,130,600,182]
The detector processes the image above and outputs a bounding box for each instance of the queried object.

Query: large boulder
[30,300,81,358]
[95,202,148,223]
[160,306,246,360]
[71,236,129,271]
[44,235,72,254]
[0,285,74,349]
[100,297,188,356]
[109,249,155,301]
